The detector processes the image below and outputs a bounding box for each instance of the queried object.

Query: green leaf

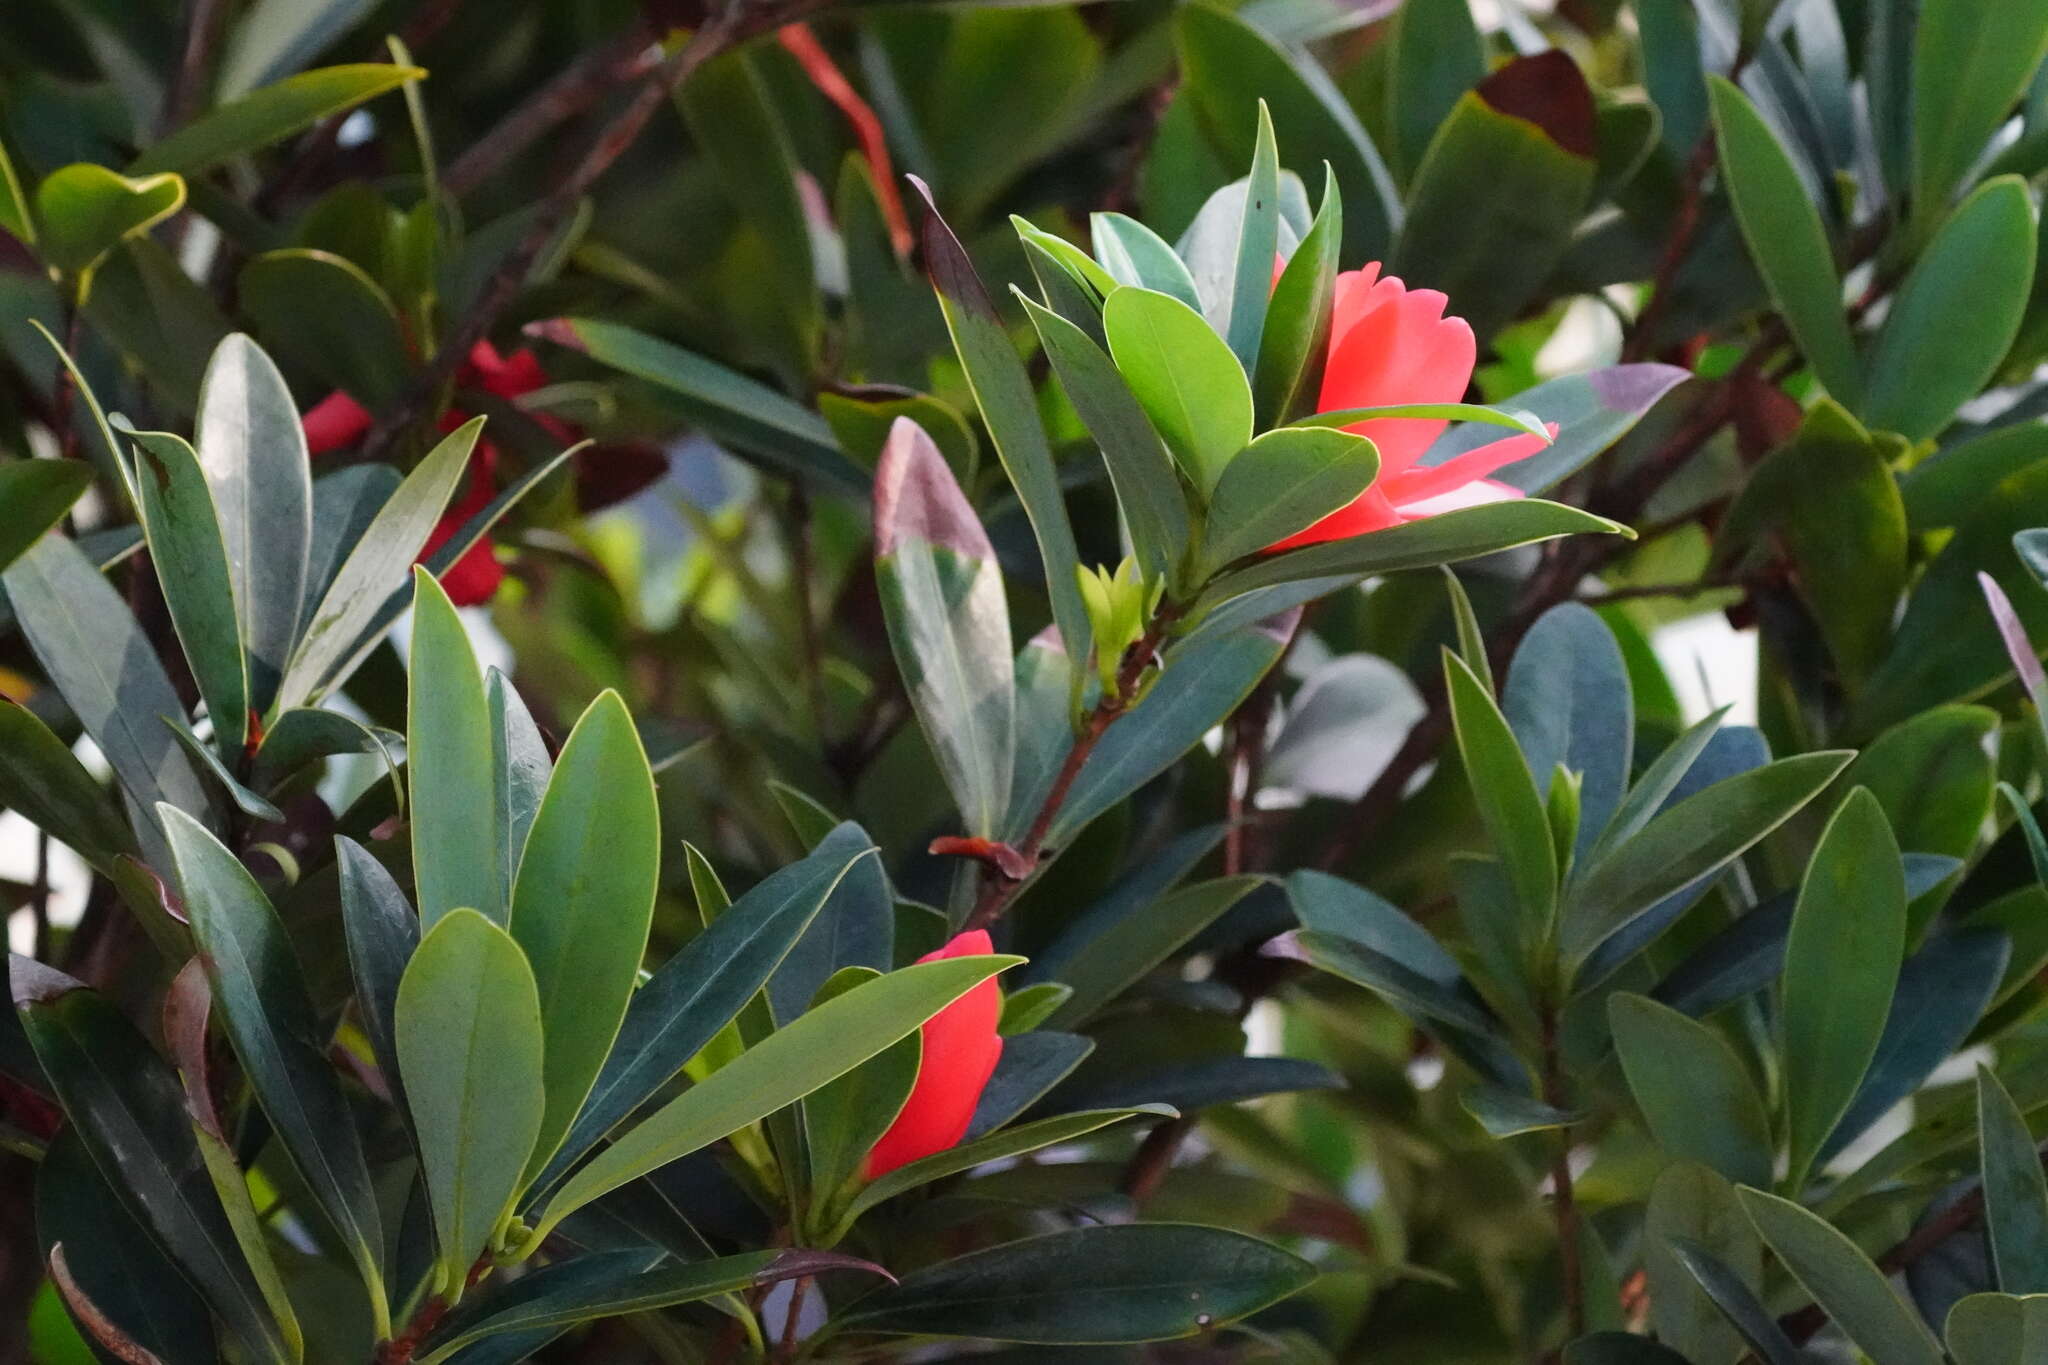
[1718,401,1906,687]
[1255,169,1342,426]
[1423,364,1688,495]
[908,179,1090,663]
[32,164,186,292]
[1460,1085,1583,1137]
[193,334,313,711]
[1505,603,1633,867]
[828,1106,1172,1243]
[802,977,919,1221]
[277,418,478,708]
[1392,53,1597,341]
[1202,427,1380,571]
[1838,704,1999,875]
[533,952,1021,1241]
[335,837,418,1118]
[1090,213,1204,313]
[1707,77,1862,407]
[484,668,549,892]
[1865,177,2039,442]
[872,418,1015,838]
[533,318,862,493]
[532,843,869,1194]
[1446,650,1557,942]
[1911,0,2048,221]
[1738,1187,1946,1365]
[1669,1237,1807,1365]
[239,249,410,408]
[1044,876,1262,1027]
[1386,0,1485,179]
[819,388,978,485]
[508,690,660,1182]
[2,535,216,855]
[1903,421,2048,531]
[1981,1066,2048,1293]
[1018,292,1191,582]
[131,64,423,175]
[396,908,546,1295]
[36,1130,218,1365]
[161,808,386,1317]
[0,135,31,244]
[0,699,136,876]
[1048,618,1289,844]
[1947,1293,2048,1365]
[832,1224,1315,1343]
[1102,285,1253,498]
[161,713,281,823]
[128,430,248,757]
[1609,993,1773,1187]
[1198,499,1629,606]
[1292,402,1549,438]
[1175,3,1399,260]
[1562,751,1852,964]
[11,961,291,1360]
[1645,1163,1760,1365]
[407,567,502,930]
[1781,789,1907,1192]
[0,460,92,573]
[419,1250,880,1363]
[1219,103,1281,372]
[254,707,402,797]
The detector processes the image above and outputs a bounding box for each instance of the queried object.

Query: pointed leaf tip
[761,1249,897,1286]
[9,954,84,1008]
[874,418,994,562]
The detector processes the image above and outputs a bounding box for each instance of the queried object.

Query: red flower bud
[862,929,1004,1180]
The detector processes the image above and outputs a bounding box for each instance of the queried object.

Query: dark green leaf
[1506,603,1632,866]
[1420,364,1688,496]
[1981,1065,2048,1293]
[1609,993,1773,1187]
[0,460,92,573]
[1044,876,1262,1027]
[131,65,422,175]
[336,837,418,1117]
[1669,1238,1805,1365]
[1447,649,1556,939]
[0,699,137,876]
[1202,427,1379,570]
[1386,0,1485,179]
[1255,169,1341,426]
[239,249,410,408]
[1738,1187,1945,1365]
[1645,1163,1759,1365]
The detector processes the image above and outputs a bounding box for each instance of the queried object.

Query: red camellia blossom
[300,340,570,606]
[1268,265,1556,552]
[862,929,1004,1180]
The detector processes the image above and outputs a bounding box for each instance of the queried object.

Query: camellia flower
[300,341,571,605]
[862,929,1004,1180]
[1268,265,1555,552]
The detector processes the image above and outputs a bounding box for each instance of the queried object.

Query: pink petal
[1265,485,1403,552]
[1381,425,1554,504]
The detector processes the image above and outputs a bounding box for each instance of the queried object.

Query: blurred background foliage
[5,0,2048,1361]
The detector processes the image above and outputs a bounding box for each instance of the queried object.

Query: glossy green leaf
[1199,499,1628,606]
[161,713,281,822]
[33,164,185,291]
[161,808,385,1314]
[873,418,1015,837]
[1865,177,2039,442]
[192,334,312,710]
[239,249,410,408]
[803,975,919,1220]
[407,567,501,930]
[1019,292,1190,581]
[396,908,545,1294]
[1045,876,1261,1027]
[508,690,660,1180]
[0,135,31,244]
[534,843,869,1194]
[1103,285,1253,498]
[0,460,91,573]
[908,178,1090,662]
[0,699,136,876]
[1781,789,1906,1191]
[278,417,478,708]
[834,1224,1314,1342]
[1506,603,1633,867]
[1393,53,1597,341]
[819,388,978,485]
[1220,104,1281,371]
[1090,213,1203,313]
[11,960,291,1359]
[1839,704,1999,873]
[1610,993,1773,1187]
[1202,427,1379,570]
[128,429,248,757]
[1460,1085,1582,1137]
[1912,0,2048,219]
[1708,77,1861,406]
[1645,1163,1760,1365]
[1447,649,1557,940]
[335,836,418,1116]
[1981,1066,2048,1293]
[533,952,1021,1240]
[1947,1293,2048,1365]
[1255,169,1342,426]
[2,534,216,854]
[1738,1187,1945,1365]
[132,64,423,175]
[1562,751,1852,964]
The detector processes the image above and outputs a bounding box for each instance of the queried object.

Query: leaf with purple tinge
[1983,570,2048,750]
[874,417,1015,837]
[1421,363,1690,494]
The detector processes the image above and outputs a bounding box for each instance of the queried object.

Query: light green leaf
[407,567,502,930]
[1104,285,1254,498]
[1911,0,2048,220]
[1089,213,1203,312]
[1947,1293,2048,1365]
[32,164,185,292]
[1255,169,1342,426]
[1446,650,1556,943]
[131,64,423,175]
[0,460,92,573]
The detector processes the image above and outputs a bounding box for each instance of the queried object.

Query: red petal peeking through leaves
[298,341,563,606]
[862,929,1004,1180]
[1267,265,1554,552]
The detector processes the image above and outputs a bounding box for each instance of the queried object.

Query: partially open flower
[1268,266,1553,551]
[862,929,1004,1180]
